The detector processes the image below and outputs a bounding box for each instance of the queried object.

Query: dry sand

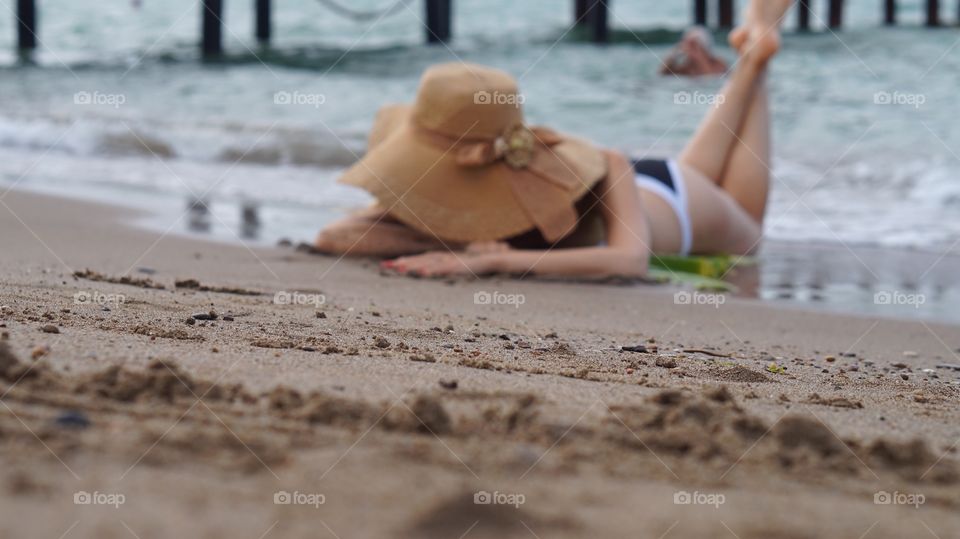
[1,189,959,538]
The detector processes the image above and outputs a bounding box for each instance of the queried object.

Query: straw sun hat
[338,62,609,244]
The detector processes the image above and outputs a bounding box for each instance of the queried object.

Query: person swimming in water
[660,26,729,77]
[315,0,794,280]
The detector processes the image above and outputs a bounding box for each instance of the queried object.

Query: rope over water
[313,0,410,22]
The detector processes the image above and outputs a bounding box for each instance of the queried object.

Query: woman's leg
[716,71,770,224]
[678,0,791,225]
[676,59,766,185]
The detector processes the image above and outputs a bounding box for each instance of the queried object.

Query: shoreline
[8,182,960,325]
[1,188,959,537]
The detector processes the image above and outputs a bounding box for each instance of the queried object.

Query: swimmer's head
[682,26,714,50]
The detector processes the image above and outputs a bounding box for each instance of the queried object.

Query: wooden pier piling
[588,0,609,43]
[255,0,271,43]
[828,0,844,29]
[694,0,708,26]
[425,0,452,44]
[926,0,939,27]
[575,0,589,25]
[797,0,811,30]
[16,0,37,50]
[885,0,897,25]
[718,0,735,29]
[201,0,223,56]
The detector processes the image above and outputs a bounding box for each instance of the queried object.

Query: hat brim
[338,105,608,243]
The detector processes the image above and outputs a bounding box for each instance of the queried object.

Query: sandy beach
[1,189,959,538]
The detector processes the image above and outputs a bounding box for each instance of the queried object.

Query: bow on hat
[417,122,590,242]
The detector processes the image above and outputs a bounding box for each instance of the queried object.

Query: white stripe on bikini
[634,159,693,255]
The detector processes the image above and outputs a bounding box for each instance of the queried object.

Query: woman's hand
[382,250,495,278]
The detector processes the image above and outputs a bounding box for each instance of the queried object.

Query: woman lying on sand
[316,0,793,279]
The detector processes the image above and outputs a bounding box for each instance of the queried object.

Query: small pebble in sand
[622,345,650,353]
[438,379,458,390]
[825,356,836,363]
[192,311,218,321]
[55,410,91,429]
[900,374,909,380]
[316,312,327,319]
[185,317,196,326]
[222,315,234,322]
[40,324,59,334]
[375,337,391,349]
[655,357,677,369]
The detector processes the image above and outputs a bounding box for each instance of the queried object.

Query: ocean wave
[0,112,364,168]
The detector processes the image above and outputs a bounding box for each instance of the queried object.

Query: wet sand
[1,189,959,538]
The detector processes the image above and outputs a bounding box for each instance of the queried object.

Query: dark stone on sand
[374,337,390,349]
[439,379,458,390]
[316,312,327,319]
[222,316,234,322]
[622,345,649,353]
[184,318,196,326]
[55,410,91,429]
[40,324,59,334]
[192,312,218,321]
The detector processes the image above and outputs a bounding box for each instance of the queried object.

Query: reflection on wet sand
[186,197,210,233]
[730,241,960,323]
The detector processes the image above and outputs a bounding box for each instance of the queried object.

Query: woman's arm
[385,151,652,279]
[315,205,454,257]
